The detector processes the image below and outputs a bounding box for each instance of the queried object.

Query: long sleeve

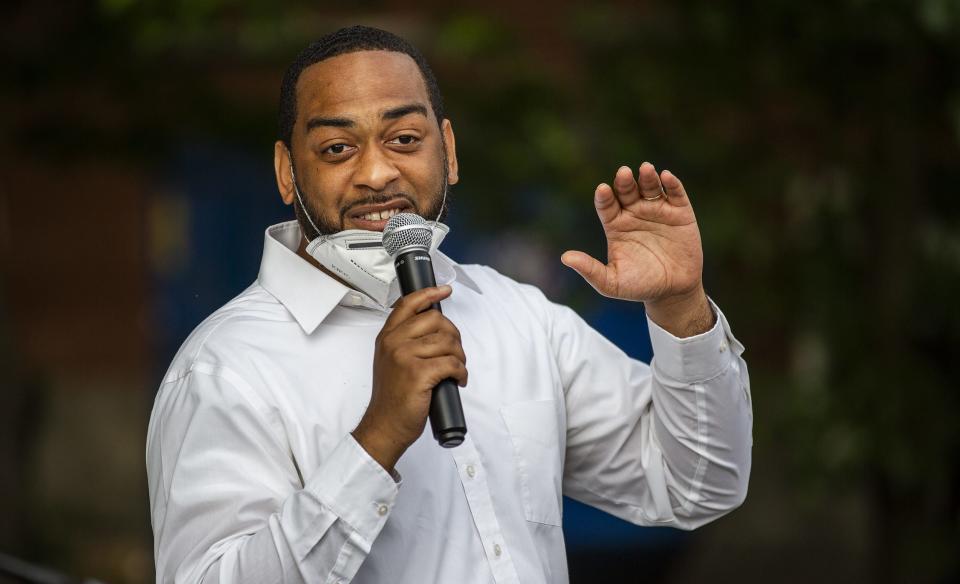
[555,299,753,530]
[146,363,400,583]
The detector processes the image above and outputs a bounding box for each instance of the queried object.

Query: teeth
[360,208,401,221]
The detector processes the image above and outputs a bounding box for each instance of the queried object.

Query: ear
[274,141,296,206]
[441,119,459,185]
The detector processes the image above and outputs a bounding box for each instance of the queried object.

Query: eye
[389,135,421,147]
[324,143,353,156]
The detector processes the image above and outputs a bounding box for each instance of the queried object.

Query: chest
[276,297,562,439]
[264,294,569,529]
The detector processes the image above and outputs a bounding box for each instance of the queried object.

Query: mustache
[339,192,419,223]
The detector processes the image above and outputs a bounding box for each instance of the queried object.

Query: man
[147,25,753,584]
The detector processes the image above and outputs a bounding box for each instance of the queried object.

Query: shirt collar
[257,221,481,335]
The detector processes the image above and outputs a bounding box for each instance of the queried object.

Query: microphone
[383,213,467,448]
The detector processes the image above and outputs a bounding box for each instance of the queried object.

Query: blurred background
[2,0,959,582]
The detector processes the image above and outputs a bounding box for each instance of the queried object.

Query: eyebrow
[306,116,354,131]
[382,103,429,120]
[305,103,429,133]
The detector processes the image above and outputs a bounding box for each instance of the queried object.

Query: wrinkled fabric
[146,220,753,584]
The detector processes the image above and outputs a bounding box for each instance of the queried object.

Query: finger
[396,308,451,339]
[408,310,461,340]
[383,286,452,332]
[593,183,620,225]
[638,161,665,201]
[612,165,641,206]
[660,169,690,207]
[410,331,466,363]
[560,250,614,297]
[425,355,468,387]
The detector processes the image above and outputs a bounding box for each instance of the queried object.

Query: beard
[293,150,450,240]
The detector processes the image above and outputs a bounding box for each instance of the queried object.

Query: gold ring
[643,187,665,201]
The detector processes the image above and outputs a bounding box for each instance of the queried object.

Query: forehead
[296,50,432,120]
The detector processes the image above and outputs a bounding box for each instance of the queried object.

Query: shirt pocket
[499,399,563,526]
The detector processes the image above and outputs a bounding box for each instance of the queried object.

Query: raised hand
[561,162,715,336]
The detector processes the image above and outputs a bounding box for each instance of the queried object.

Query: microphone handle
[394,249,467,448]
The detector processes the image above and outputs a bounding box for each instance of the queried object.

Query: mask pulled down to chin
[305,222,450,309]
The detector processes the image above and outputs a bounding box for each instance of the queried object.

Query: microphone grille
[382,213,433,256]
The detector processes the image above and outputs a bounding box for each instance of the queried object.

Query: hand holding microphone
[352,214,468,472]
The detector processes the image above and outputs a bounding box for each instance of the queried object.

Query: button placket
[449,437,521,584]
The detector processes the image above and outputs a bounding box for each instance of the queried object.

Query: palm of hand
[562,163,704,303]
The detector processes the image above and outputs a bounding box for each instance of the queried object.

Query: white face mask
[304,224,449,308]
[289,157,450,308]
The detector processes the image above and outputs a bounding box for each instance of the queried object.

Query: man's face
[274,50,458,236]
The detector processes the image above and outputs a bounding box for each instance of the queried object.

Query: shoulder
[151,282,291,437]
[162,282,292,381]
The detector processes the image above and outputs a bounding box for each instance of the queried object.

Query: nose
[353,143,401,192]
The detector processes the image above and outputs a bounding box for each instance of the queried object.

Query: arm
[147,366,399,584]
[559,162,753,528]
[147,285,466,583]
[553,298,752,529]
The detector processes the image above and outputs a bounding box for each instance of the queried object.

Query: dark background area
[2,1,959,583]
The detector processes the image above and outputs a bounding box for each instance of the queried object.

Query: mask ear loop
[288,151,324,245]
[431,151,450,231]
[431,183,448,230]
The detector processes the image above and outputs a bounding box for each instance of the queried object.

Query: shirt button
[493,543,502,557]
[351,294,363,306]
[377,504,388,516]
[719,341,728,353]
[466,464,476,478]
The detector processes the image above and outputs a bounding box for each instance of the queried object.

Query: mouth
[345,198,415,231]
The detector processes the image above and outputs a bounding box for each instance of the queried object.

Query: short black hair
[278,25,445,148]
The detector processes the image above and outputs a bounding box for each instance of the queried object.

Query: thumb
[561,250,612,296]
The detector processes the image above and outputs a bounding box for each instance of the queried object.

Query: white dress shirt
[146,220,753,584]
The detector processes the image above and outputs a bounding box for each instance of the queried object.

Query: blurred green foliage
[4,0,959,581]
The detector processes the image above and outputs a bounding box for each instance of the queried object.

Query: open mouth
[345,198,415,231]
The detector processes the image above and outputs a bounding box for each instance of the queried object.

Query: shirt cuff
[647,297,744,382]
[305,433,402,542]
